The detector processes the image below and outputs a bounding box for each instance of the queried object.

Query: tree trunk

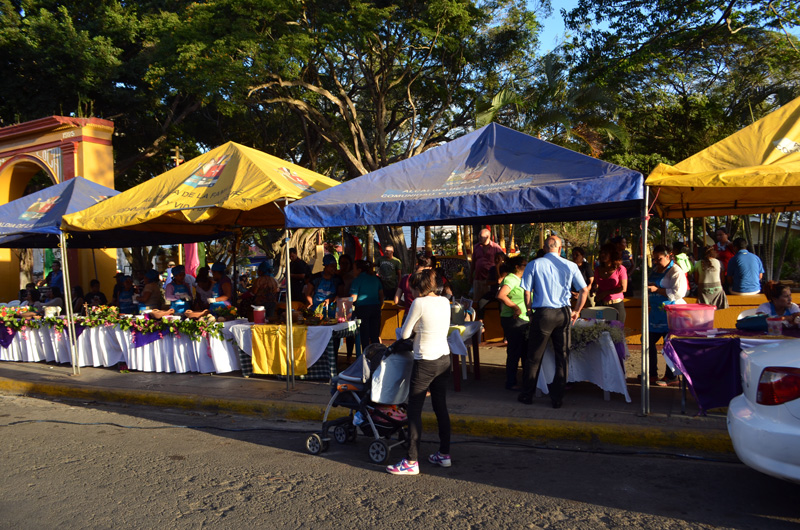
[425,226,432,251]
[775,212,796,280]
[764,213,778,281]
[411,225,419,262]
[498,224,506,251]
[366,226,374,263]
[123,246,161,274]
[509,224,515,254]
[741,215,753,253]
[456,226,463,255]
[16,249,34,291]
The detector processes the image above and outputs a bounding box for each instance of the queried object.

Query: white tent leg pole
[641,186,650,415]
[59,232,80,376]
[284,216,294,389]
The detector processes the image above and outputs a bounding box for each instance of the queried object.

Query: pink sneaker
[386,458,419,475]
[428,452,452,467]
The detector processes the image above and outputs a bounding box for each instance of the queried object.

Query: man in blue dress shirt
[519,236,589,408]
[726,238,764,296]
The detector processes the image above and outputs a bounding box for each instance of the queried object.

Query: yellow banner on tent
[61,142,340,234]
[646,97,800,218]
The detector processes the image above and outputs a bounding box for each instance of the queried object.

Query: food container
[665,303,716,332]
[766,317,783,336]
[252,305,266,324]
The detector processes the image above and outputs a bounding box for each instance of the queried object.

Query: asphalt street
[1,394,798,529]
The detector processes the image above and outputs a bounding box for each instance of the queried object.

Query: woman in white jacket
[386,269,452,476]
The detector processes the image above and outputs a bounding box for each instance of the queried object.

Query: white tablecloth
[537,331,631,402]
[394,321,483,357]
[0,321,241,374]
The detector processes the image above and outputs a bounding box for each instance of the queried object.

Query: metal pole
[59,232,80,376]
[232,231,240,306]
[284,198,295,389]
[641,186,650,415]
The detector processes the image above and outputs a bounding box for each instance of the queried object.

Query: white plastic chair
[737,308,759,320]
[581,306,619,321]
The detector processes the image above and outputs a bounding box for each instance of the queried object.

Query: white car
[728,340,800,484]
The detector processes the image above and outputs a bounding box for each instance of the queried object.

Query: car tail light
[757,367,800,405]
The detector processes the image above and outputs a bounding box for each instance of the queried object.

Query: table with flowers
[536,319,631,402]
[0,306,241,374]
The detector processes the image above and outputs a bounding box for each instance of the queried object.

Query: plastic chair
[737,308,759,320]
[580,306,619,321]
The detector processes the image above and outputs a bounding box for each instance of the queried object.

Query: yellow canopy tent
[61,141,341,387]
[646,96,800,217]
[61,141,340,233]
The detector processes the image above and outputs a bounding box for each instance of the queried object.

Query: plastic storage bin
[665,303,716,332]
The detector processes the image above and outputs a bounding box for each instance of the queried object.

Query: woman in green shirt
[496,256,528,390]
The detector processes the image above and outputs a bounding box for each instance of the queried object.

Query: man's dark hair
[733,237,748,250]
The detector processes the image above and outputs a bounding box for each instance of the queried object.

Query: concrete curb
[0,378,734,454]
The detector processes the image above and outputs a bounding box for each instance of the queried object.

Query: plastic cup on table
[766,317,783,336]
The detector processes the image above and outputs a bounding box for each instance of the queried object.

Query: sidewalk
[0,344,733,454]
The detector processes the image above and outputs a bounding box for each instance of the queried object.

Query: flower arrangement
[571,320,625,354]
[0,306,29,332]
[80,305,121,328]
[213,305,238,320]
[0,305,226,344]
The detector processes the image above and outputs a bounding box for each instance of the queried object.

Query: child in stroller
[305,339,415,464]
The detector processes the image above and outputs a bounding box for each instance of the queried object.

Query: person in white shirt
[386,269,452,476]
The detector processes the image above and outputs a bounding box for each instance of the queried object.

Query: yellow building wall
[0,117,117,301]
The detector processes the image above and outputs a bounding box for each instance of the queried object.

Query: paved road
[0,394,798,529]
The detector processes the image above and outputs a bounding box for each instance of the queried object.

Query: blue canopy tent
[0,177,219,249]
[284,123,643,228]
[286,123,655,414]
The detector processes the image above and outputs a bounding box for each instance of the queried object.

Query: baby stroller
[305,339,414,464]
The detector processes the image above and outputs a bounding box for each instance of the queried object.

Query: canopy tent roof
[61,142,341,235]
[646,96,800,218]
[284,123,644,229]
[0,177,211,248]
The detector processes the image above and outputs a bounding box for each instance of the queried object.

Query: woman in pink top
[592,243,628,325]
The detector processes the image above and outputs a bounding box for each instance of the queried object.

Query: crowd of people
[17,259,250,321]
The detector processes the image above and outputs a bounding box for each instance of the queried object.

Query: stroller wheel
[306,433,328,455]
[333,425,349,444]
[367,439,391,464]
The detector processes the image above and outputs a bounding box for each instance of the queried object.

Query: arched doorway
[0,117,117,301]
